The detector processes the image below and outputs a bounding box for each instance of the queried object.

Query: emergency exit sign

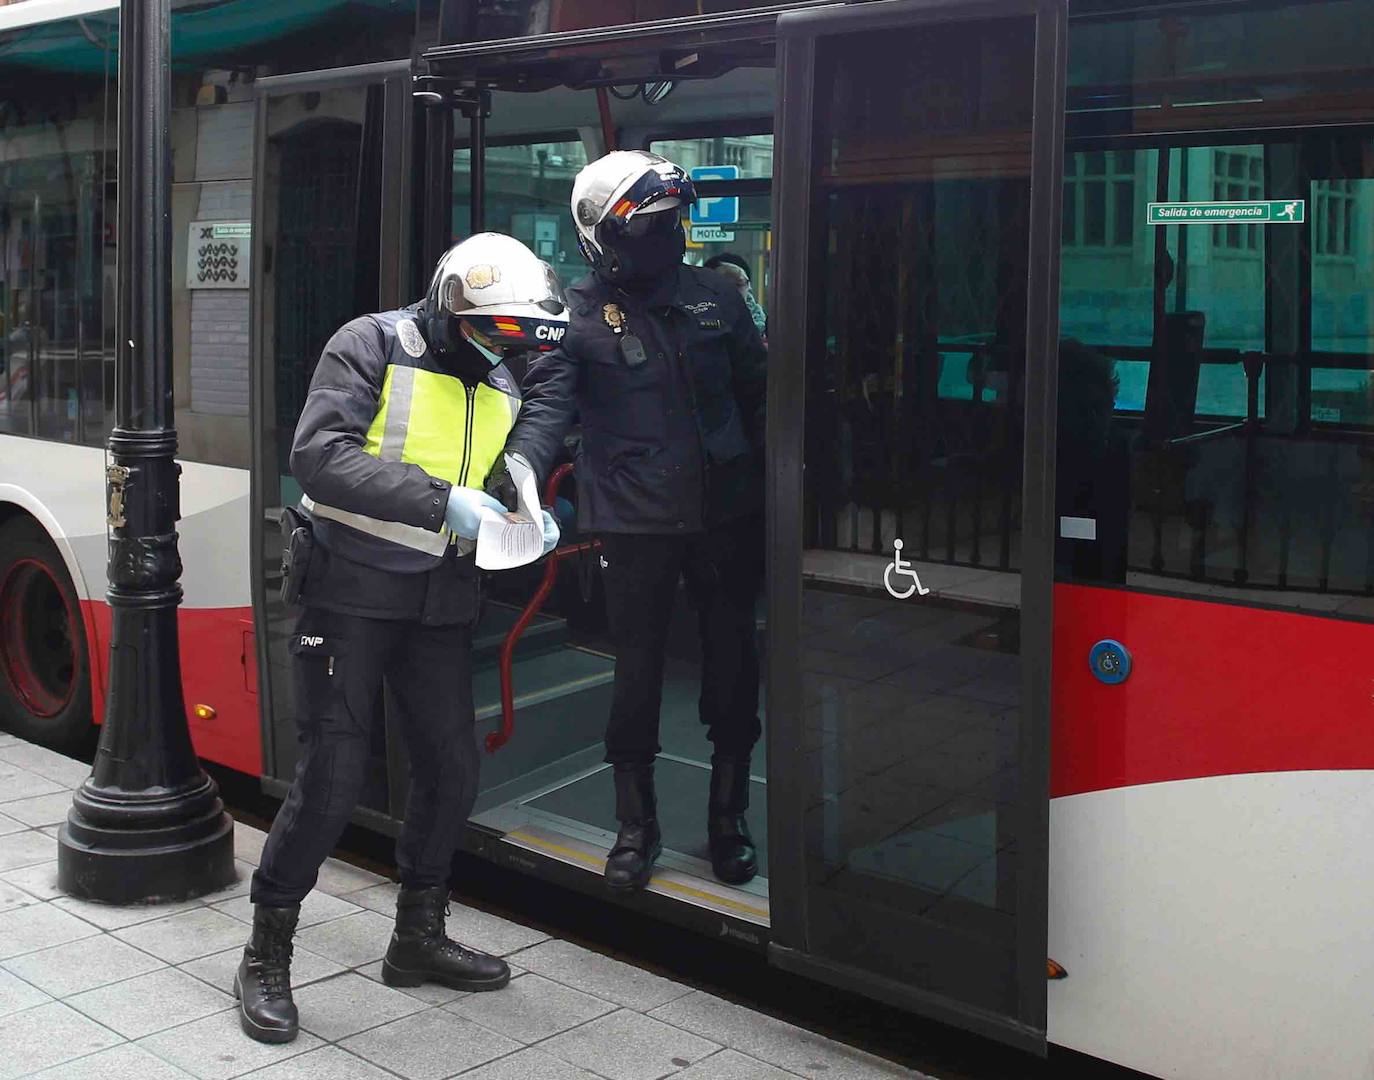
[1147,199,1306,225]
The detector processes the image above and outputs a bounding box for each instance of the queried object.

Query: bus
[4,0,1374,1076]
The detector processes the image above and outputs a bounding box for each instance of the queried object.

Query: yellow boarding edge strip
[504,827,770,922]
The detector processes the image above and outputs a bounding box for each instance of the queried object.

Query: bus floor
[470,654,772,929]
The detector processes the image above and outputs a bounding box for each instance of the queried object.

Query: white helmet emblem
[465,264,501,290]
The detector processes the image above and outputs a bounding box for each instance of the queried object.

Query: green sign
[211,222,252,238]
[1147,200,1305,225]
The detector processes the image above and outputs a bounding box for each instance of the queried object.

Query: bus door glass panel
[774,4,1057,1038]
[652,135,773,333]
[255,77,387,811]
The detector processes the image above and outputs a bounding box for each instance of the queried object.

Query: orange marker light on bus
[193,704,217,721]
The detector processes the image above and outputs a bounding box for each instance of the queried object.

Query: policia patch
[397,319,427,358]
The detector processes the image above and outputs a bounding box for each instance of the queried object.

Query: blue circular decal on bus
[1089,639,1132,685]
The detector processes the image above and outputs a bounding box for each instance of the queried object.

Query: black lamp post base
[57,774,236,904]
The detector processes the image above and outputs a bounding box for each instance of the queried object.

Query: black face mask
[599,213,686,286]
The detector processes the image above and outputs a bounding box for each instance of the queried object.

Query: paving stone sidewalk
[0,734,922,1080]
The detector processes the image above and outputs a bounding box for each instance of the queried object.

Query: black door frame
[248,60,415,803]
[764,0,1067,1052]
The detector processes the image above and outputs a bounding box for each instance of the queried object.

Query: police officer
[492,151,767,894]
[236,234,565,1044]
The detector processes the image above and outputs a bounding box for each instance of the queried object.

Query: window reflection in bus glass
[652,134,773,178]
[453,141,590,290]
[0,96,114,444]
[1055,129,1374,616]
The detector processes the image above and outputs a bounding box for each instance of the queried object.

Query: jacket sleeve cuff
[421,477,451,532]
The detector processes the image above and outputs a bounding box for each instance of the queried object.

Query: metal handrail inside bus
[488,462,599,754]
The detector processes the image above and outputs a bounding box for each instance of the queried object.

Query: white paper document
[475,454,545,570]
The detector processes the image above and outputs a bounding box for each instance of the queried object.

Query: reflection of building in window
[1212,149,1264,252]
[1314,179,1356,258]
[1062,150,1134,248]
[453,140,589,283]
[652,135,773,178]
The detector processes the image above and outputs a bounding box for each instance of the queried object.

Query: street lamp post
[57,0,235,903]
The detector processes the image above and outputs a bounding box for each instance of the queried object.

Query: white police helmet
[569,150,696,270]
[426,233,568,363]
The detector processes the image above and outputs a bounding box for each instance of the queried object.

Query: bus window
[1309,152,1374,428]
[453,139,590,289]
[1055,124,1374,610]
[652,136,772,326]
[0,94,114,445]
[1059,147,1157,413]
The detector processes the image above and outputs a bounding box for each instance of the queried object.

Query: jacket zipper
[457,383,477,487]
[670,312,709,519]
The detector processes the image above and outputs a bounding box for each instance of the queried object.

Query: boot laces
[425,901,478,963]
[252,927,295,1000]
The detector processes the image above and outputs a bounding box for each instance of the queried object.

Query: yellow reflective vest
[294,309,521,572]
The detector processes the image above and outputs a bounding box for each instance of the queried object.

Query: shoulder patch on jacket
[397,319,427,358]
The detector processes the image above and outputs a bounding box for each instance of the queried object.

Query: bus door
[416,20,781,941]
[766,0,1066,1050]
[250,61,418,829]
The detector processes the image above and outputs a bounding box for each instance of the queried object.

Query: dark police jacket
[505,264,767,534]
[290,304,518,624]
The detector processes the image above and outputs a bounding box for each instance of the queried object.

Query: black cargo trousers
[599,514,765,767]
[250,608,477,907]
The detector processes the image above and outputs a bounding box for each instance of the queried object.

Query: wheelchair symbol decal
[883,539,930,600]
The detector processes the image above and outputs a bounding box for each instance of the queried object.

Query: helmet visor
[619,206,683,239]
[606,167,696,227]
[460,313,567,358]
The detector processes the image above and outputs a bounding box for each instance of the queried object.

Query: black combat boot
[382,886,510,991]
[708,756,757,885]
[604,764,661,893]
[233,904,300,1044]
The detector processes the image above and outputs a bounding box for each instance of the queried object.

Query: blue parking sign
[689,165,739,226]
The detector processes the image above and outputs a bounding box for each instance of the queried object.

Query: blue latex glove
[539,509,560,556]
[445,487,507,540]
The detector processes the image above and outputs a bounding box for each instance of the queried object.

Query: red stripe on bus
[83,601,262,776]
[1051,583,1374,797]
